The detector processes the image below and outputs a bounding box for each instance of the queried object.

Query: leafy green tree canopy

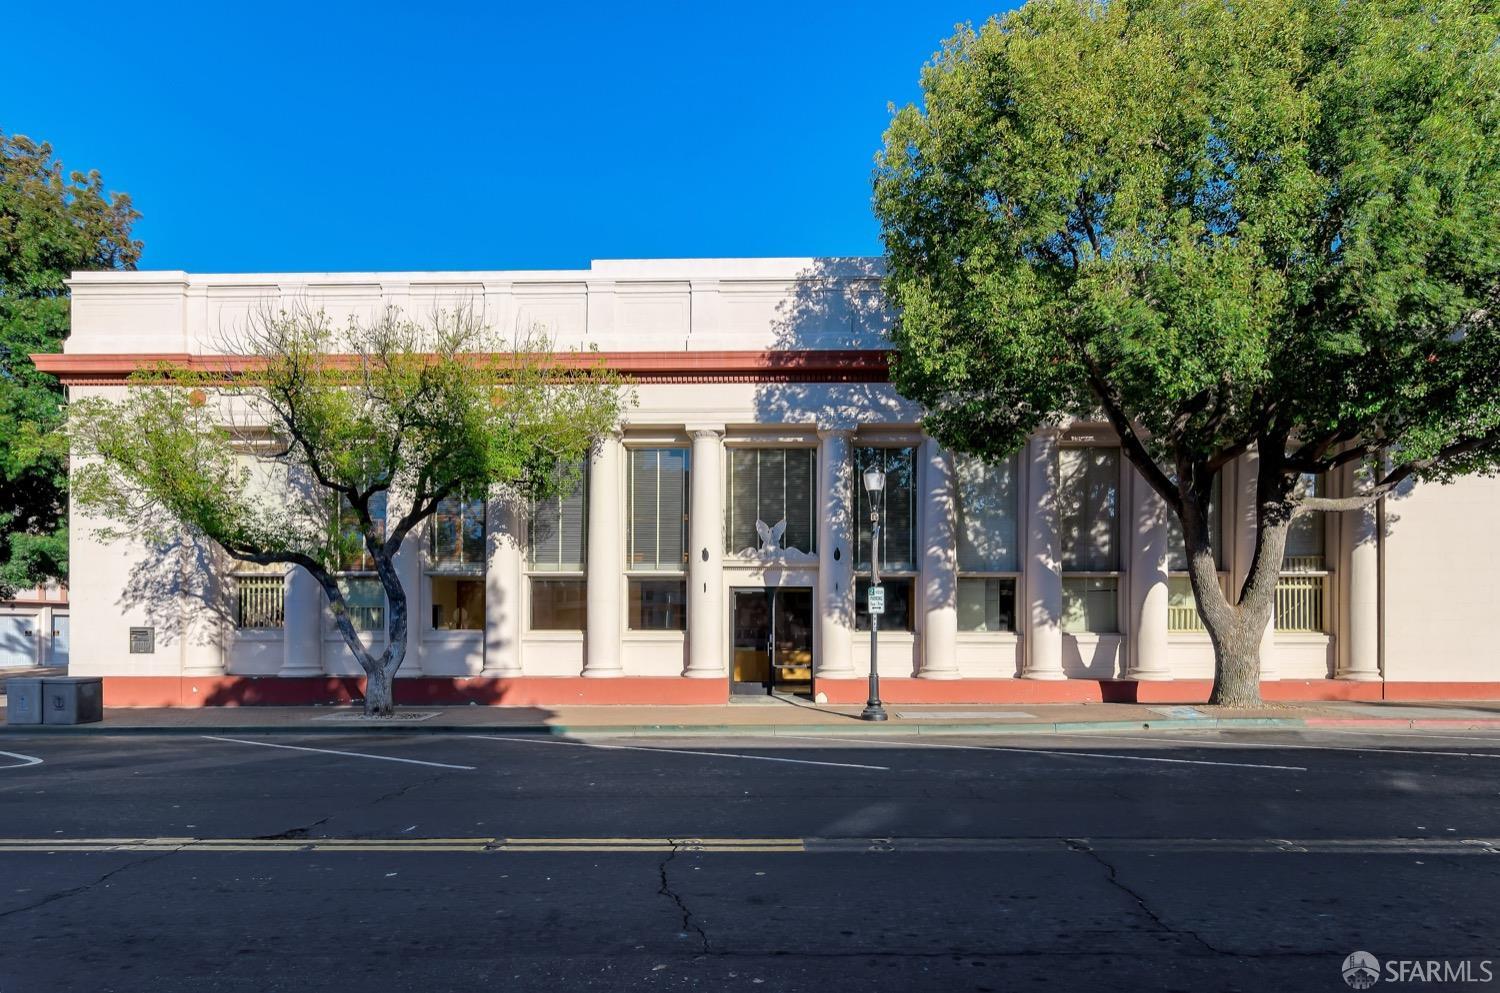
[875,0,1500,704]
[69,308,628,714]
[0,131,141,597]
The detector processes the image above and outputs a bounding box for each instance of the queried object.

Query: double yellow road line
[0,837,806,854]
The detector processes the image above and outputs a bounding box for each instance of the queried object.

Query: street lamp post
[861,465,889,722]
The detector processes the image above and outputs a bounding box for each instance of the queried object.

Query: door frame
[728,585,814,696]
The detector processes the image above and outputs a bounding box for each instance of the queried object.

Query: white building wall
[55,261,1500,691]
[1383,474,1500,682]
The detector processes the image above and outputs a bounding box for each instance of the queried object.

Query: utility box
[41,677,103,725]
[4,677,43,724]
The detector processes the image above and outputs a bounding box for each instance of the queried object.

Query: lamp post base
[860,703,888,722]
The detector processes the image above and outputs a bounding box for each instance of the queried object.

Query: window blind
[528,469,587,571]
[726,448,815,553]
[628,448,688,571]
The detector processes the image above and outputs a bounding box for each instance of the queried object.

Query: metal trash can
[4,677,44,724]
[41,677,103,725]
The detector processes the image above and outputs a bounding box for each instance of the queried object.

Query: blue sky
[4,1,1015,272]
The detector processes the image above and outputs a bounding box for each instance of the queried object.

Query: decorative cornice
[31,349,891,386]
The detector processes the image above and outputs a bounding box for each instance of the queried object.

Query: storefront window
[958,577,1016,633]
[530,578,586,630]
[628,578,687,631]
[431,576,484,631]
[855,577,914,632]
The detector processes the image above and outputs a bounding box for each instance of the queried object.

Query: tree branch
[1077,351,1183,514]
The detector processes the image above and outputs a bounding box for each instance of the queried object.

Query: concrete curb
[5,715,1500,738]
[0,716,1321,737]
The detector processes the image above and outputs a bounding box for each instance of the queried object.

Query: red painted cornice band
[31,349,892,385]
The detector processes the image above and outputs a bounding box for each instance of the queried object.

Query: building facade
[37,259,1500,706]
[0,584,69,669]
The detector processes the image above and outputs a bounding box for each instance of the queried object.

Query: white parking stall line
[0,750,43,770]
[469,735,890,771]
[202,736,475,770]
[1308,728,1500,745]
[1066,732,1500,760]
[775,734,1307,772]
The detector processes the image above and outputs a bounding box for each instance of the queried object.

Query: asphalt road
[1,727,1498,992]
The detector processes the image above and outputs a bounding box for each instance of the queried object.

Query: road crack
[658,839,712,955]
[1063,838,1224,956]
[0,848,183,921]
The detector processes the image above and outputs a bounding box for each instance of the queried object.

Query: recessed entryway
[730,586,814,696]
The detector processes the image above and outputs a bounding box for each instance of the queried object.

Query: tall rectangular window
[627,448,688,630]
[336,491,388,572]
[957,453,1019,572]
[528,470,587,572]
[1059,446,1120,633]
[628,448,689,572]
[854,446,916,632]
[726,448,816,554]
[428,495,486,631]
[1166,475,1224,632]
[528,467,587,630]
[1278,474,1328,632]
[956,453,1020,633]
[855,446,916,573]
[335,492,387,632]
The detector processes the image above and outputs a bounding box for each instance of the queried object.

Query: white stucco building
[36,259,1500,706]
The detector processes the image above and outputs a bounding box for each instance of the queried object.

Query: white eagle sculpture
[755,518,788,552]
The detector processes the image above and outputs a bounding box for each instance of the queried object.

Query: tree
[874,0,1500,705]
[0,131,141,597]
[69,307,627,714]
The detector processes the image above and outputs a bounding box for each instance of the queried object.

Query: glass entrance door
[730,587,814,695]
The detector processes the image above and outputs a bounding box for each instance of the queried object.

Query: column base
[278,665,324,678]
[580,668,625,679]
[916,668,962,680]
[481,667,524,678]
[1126,670,1174,681]
[682,668,727,679]
[1335,671,1383,682]
[814,668,858,680]
[1020,669,1068,681]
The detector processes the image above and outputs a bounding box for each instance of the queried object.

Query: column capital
[817,424,857,440]
[686,424,725,439]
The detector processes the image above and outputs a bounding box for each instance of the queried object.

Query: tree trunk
[1171,451,1292,709]
[364,665,395,716]
[1200,494,1292,709]
[1207,617,1269,707]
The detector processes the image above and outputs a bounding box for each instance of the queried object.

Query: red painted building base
[809,678,1500,705]
[99,676,730,708]
[95,674,1500,708]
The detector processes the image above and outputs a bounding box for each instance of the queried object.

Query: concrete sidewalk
[5,696,1500,736]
